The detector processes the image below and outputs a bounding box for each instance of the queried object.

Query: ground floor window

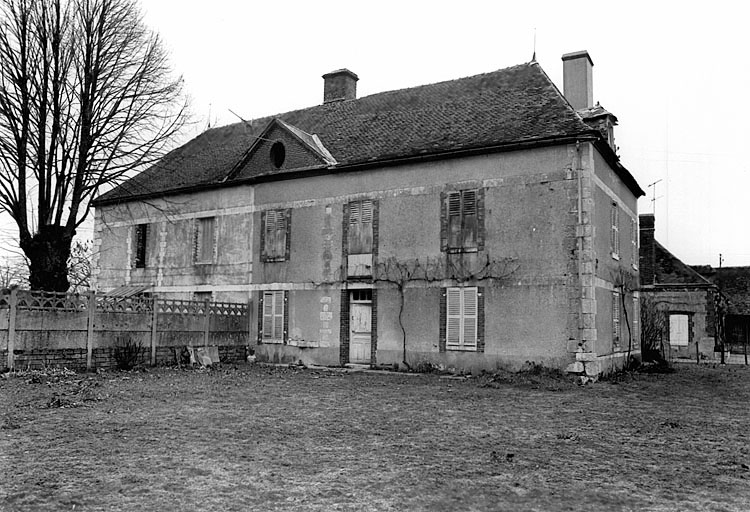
[260,290,287,343]
[443,286,482,351]
[669,314,690,346]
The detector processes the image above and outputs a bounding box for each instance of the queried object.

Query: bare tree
[0,254,28,289]
[0,0,187,291]
[67,238,91,292]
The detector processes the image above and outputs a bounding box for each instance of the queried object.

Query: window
[262,209,291,262]
[193,291,212,302]
[612,291,621,345]
[194,217,216,264]
[631,217,638,269]
[348,200,374,255]
[270,141,285,168]
[133,224,148,268]
[445,287,479,351]
[610,203,620,259]
[346,200,376,277]
[442,189,483,253]
[669,314,689,346]
[260,290,287,343]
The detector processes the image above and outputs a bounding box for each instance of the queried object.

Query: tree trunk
[20,225,74,292]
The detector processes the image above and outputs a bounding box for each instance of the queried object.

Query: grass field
[2,362,750,511]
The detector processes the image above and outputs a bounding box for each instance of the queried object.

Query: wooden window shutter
[274,210,286,259]
[462,190,478,249]
[273,290,284,340]
[462,287,478,348]
[348,200,373,255]
[447,192,462,249]
[262,291,275,339]
[446,287,462,347]
[262,210,291,261]
[440,192,448,252]
[612,291,621,343]
[476,188,485,251]
[260,211,267,260]
[610,204,620,256]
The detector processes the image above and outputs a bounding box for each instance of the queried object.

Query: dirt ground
[1,362,750,512]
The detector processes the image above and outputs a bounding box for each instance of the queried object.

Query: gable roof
[651,240,715,287]
[694,266,750,315]
[94,61,642,205]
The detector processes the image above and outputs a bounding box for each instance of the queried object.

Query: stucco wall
[641,288,716,361]
[94,141,642,372]
[94,186,254,301]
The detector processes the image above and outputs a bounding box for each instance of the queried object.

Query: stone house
[91,51,644,374]
[638,214,721,361]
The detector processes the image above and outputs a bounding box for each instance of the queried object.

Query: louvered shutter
[446,288,462,347]
[462,288,478,347]
[262,292,274,338]
[447,192,462,249]
[273,291,284,340]
[274,210,287,259]
[265,210,277,258]
[462,190,478,249]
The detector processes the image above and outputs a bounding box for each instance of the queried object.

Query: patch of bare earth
[1,363,749,511]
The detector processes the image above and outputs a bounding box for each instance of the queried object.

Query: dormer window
[270,141,285,168]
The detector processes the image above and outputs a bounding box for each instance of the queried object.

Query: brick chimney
[322,69,358,104]
[639,214,656,286]
[562,51,594,110]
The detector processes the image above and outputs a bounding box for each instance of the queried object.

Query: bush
[113,337,144,371]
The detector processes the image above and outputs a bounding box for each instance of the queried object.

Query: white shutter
[446,287,478,350]
[273,291,284,340]
[446,288,462,347]
[262,292,274,338]
[462,288,478,347]
[669,314,689,346]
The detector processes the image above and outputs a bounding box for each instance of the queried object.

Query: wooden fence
[0,289,251,371]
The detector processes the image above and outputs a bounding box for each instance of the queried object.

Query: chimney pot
[322,69,358,104]
[562,50,594,110]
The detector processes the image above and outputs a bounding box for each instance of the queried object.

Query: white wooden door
[349,302,372,363]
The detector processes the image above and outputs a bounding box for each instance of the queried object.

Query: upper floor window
[348,200,374,255]
[442,189,484,253]
[133,224,148,268]
[610,203,620,260]
[262,209,291,262]
[195,217,216,264]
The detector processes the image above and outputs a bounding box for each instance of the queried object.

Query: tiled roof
[695,266,750,316]
[653,241,715,287]
[95,61,628,204]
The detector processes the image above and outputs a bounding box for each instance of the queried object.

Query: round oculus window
[270,141,285,168]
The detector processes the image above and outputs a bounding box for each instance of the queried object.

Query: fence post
[7,288,17,370]
[86,291,96,370]
[203,299,210,348]
[151,295,158,366]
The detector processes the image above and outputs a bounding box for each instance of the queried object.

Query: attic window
[270,142,285,168]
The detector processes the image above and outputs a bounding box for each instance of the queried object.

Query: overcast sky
[3,0,749,268]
